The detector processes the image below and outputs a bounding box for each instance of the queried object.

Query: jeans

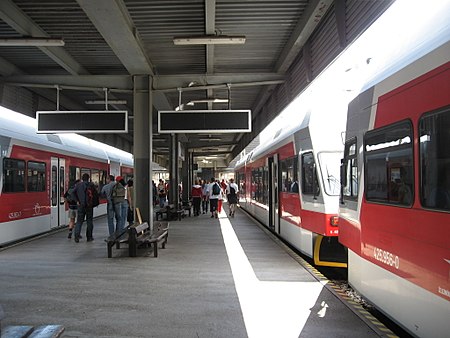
[202,198,209,213]
[159,196,166,208]
[120,200,128,231]
[106,203,115,236]
[113,202,123,233]
[75,205,94,239]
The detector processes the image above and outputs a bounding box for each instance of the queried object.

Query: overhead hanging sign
[36,111,128,133]
[158,110,251,133]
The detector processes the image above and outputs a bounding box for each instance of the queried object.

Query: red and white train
[339,38,450,337]
[0,109,134,246]
[235,91,348,267]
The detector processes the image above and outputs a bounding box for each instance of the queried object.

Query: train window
[301,152,320,196]
[251,167,269,205]
[69,166,80,187]
[237,172,246,199]
[318,152,342,196]
[364,121,413,206]
[98,170,107,192]
[81,168,90,179]
[59,165,65,204]
[91,169,100,187]
[281,156,298,193]
[27,161,46,192]
[342,139,358,199]
[51,165,58,206]
[2,158,25,193]
[419,107,450,211]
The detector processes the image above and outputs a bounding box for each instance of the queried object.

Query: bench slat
[29,325,64,338]
[2,325,34,338]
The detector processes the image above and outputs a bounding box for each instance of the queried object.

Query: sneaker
[74,237,80,243]
[87,237,94,242]
[210,215,214,218]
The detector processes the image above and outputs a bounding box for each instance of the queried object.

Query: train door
[268,155,280,233]
[50,157,66,228]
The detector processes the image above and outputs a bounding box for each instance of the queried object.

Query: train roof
[0,108,135,167]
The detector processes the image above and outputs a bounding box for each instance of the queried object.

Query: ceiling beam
[275,0,333,73]
[0,0,89,75]
[76,0,152,75]
[205,0,216,110]
[2,73,286,93]
[153,73,286,91]
[76,0,171,110]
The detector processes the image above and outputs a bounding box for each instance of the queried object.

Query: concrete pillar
[169,134,179,206]
[181,146,190,203]
[133,75,152,224]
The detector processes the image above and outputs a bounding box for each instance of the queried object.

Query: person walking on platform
[201,179,209,214]
[101,174,116,236]
[64,179,80,238]
[226,178,239,217]
[209,178,221,218]
[74,173,95,242]
[191,180,203,216]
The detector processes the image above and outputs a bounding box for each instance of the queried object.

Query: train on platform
[235,13,449,338]
[235,89,348,268]
[339,38,450,338]
[0,109,134,246]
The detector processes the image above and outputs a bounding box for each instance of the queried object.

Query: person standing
[126,179,134,225]
[74,173,95,242]
[112,176,127,233]
[152,180,157,206]
[101,174,116,236]
[191,180,203,216]
[226,178,239,217]
[209,178,221,218]
[201,179,209,214]
[158,179,167,207]
[64,179,80,239]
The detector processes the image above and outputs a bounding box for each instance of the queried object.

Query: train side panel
[340,41,450,337]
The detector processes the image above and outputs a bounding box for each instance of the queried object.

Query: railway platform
[0,206,394,338]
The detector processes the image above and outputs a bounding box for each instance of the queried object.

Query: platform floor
[0,206,385,338]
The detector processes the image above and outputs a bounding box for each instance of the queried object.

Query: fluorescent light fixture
[85,100,127,105]
[199,137,222,141]
[173,35,246,45]
[0,38,65,46]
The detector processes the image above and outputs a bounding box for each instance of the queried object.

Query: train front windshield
[318,152,342,196]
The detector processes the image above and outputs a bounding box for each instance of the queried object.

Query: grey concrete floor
[0,207,380,338]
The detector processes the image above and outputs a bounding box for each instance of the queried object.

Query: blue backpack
[212,183,221,195]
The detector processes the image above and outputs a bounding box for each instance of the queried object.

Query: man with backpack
[112,176,127,234]
[209,177,222,219]
[64,179,80,239]
[226,178,239,217]
[74,173,99,243]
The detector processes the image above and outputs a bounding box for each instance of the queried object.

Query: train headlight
[330,216,339,227]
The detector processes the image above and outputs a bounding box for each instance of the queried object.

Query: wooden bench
[128,222,152,257]
[156,204,183,221]
[128,221,169,257]
[2,325,64,338]
[149,221,169,257]
[105,226,129,258]
[181,201,192,217]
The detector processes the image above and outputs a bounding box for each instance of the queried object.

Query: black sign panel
[36,111,128,133]
[158,110,251,133]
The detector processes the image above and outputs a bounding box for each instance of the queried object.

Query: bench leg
[153,242,158,257]
[107,243,113,258]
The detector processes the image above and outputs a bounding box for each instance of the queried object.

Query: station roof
[0,0,393,168]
